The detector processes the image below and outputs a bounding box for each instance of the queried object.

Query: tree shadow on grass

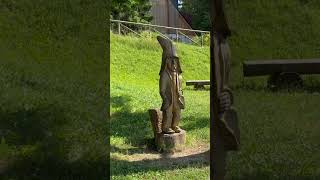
[111,96,154,148]
[0,104,66,146]
[182,116,209,132]
[110,141,158,155]
[302,81,320,93]
[228,172,320,180]
[111,96,209,151]
[0,104,108,179]
[111,96,210,176]
[110,113,209,155]
[238,77,320,93]
[184,86,210,91]
[111,150,209,176]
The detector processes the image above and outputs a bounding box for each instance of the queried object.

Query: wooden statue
[210,0,240,179]
[157,36,185,134]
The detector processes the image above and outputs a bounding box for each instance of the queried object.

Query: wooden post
[201,33,204,47]
[210,0,240,179]
[176,30,179,42]
[118,22,121,35]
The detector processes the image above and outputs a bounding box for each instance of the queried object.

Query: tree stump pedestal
[148,109,186,153]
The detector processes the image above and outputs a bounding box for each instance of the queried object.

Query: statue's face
[166,57,179,72]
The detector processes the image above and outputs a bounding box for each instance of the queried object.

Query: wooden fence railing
[110,19,210,47]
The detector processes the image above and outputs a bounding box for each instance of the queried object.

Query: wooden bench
[186,80,210,89]
[243,59,320,88]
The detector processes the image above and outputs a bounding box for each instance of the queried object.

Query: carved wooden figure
[210,0,240,179]
[157,36,185,134]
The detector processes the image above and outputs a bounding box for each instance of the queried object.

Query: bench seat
[243,59,320,77]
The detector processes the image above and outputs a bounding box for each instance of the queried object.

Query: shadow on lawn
[182,116,209,131]
[229,173,320,180]
[184,86,210,91]
[111,150,209,176]
[111,96,210,176]
[0,104,108,179]
[111,96,209,150]
[111,96,153,147]
[0,104,66,146]
[238,77,320,93]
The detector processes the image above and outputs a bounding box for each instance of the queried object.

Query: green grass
[110,33,211,179]
[111,1,320,178]
[0,1,108,179]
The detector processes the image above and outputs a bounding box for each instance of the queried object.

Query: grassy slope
[0,1,108,179]
[111,0,320,179]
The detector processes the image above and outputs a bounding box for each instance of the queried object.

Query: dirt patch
[112,143,209,167]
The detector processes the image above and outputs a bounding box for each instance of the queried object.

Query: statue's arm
[159,73,167,100]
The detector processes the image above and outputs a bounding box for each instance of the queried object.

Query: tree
[111,0,152,23]
[180,0,211,30]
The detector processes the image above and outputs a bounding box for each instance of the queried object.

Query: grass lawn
[110,34,211,179]
[110,1,320,175]
[0,1,108,179]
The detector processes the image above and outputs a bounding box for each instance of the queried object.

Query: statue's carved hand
[218,90,233,113]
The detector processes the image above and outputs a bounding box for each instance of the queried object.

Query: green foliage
[181,0,210,30]
[0,137,11,159]
[111,0,153,23]
[193,33,210,46]
[139,31,159,39]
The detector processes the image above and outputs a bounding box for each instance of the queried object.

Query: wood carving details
[157,36,185,134]
[211,0,240,179]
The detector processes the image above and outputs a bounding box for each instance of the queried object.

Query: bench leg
[267,72,303,90]
[194,84,205,90]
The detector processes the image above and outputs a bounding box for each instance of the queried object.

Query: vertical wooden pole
[176,30,179,42]
[201,33,204,47]
[118,22,121,35]
[167,0,170,34]
[210,32,222,180]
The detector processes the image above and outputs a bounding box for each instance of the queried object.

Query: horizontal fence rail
[111,19,210,33]
[110,19,210,47]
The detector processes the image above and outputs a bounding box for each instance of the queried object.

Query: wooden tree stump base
[148,108,186,153]
[155,130,186,153]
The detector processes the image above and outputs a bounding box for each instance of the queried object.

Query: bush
[193,33,210,46]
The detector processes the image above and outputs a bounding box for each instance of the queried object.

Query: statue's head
[166,56,180,72]
[157,36,182,74]
[211,0,231,37]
